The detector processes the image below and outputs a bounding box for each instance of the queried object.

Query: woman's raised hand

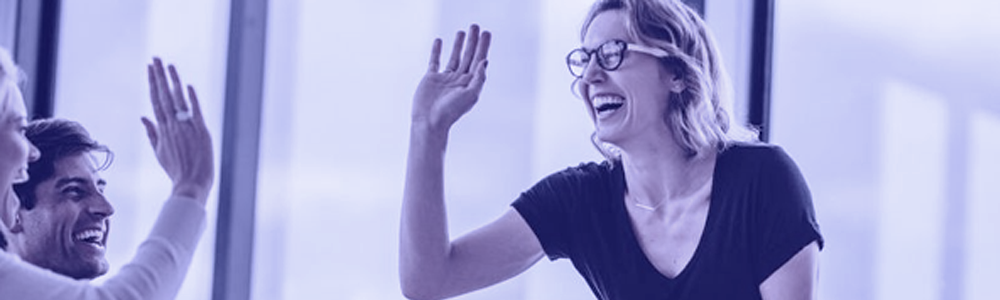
[411,24,492,133]
[141,58,215,204]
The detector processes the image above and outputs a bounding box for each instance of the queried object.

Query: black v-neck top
[512,143,823,299]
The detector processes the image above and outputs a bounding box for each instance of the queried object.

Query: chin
[595,129,622,145]
[11,170,29,184]
[93,260,111,277]
[72,260,111,280]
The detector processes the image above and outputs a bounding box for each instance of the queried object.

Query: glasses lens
[567,49,590,77]
[597,41,625,71]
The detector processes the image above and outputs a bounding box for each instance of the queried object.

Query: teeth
[74,229,104,244]
[592,95,624,113]
[592,95,624,109]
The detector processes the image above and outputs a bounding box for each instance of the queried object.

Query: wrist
[171,183,210,203]
[409,121,451,152]
[410,119,449,139]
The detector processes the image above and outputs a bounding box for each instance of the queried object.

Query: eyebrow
[54,177,108,189]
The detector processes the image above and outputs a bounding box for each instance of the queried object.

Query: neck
[1,185,14,227]
[619,139,716,208]
[1,184,20,253]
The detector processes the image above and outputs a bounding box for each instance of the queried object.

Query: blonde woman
[400,0,822,299]
[0,47,214,300]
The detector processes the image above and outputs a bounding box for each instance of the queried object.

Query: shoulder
[714,142,811,204]
[559,160,616,176]
[718,142,801,175]
[719,142,791,161]
[516,160,619,205]
[541,160,618,186]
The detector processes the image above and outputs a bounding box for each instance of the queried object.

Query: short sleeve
[752,147,823,283]
[511,162,607,260]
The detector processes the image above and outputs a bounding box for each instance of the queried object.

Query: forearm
[102,195,206,300]
[400,123,455,297]
[0,196,206,300]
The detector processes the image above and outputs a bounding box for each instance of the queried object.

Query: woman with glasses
[0,47,214,300]
[400,0,823,299]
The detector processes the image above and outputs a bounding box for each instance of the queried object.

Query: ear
[668,76,685,93]
[658,59,686,93]
[9,211,24,233]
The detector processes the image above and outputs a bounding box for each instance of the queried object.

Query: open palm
[141,58,215,203]
[411,24,492,132]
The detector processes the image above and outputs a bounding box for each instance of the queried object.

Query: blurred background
[1,0,997,299]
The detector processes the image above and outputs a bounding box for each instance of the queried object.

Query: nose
[27,142,40,163]
[580,57,606,84]
[87,193,115,219]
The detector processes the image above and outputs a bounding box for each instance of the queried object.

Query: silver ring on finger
[175,110,193,122]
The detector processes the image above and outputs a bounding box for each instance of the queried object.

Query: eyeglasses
[566,39,670,78]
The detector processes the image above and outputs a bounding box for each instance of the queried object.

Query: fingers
[169,65,190,113]
[148,65,169,126]
[152,58,179,124]
[475,31,492,62]
[187,85,206,126]
[152,59,176,115]
[150,57,199,129]
[432,24,491,75]
[427,38,442,73]
[457,24,480,73]
[140,117,159,149]
[445,30,465,72]
[469,59,489,92]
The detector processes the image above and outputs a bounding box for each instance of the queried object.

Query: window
[251,0,612,299]
[771,1,1000,299]
[0,0,16,49]
[53,1,230,298]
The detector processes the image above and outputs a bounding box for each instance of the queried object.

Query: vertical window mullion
[213,0,268,299]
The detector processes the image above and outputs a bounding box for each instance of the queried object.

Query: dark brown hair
[13,118,112,210]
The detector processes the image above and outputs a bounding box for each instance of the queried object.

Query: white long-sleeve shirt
[0,196,206,300]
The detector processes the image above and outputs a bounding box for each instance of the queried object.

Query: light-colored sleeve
[0,195,207,300]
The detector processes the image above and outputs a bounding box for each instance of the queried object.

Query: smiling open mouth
[73,229,105,248]
[597,103,623,112]
[592,95,625,114]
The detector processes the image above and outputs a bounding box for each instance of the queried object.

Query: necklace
[627,193,665,211]
[626,179,713,212]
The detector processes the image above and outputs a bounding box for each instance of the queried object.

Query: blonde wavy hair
[0,47,25,117]
[0,47,23,250]
[577,0,757,159]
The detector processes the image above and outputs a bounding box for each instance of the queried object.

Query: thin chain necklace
[626,178,713,212]
[627,193,665,211]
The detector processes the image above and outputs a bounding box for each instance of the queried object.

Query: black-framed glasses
[566,39,670,78]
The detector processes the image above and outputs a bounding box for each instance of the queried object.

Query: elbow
[400,278,445,300]
[401,263,454,300]
[399,242,454,299]
[401,288,432,300]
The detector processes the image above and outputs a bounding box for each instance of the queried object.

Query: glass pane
[0,0,16,50]
[53,0,229,299]
[254,0,603,299]
[771,1,1000,299]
